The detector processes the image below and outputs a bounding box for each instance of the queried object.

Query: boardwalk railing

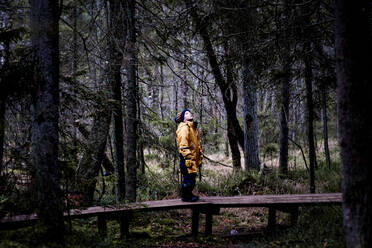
[0,193,342,237]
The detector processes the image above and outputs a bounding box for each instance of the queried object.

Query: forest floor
[0,148,344,247]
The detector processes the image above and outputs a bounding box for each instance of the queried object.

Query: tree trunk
[279,0,291,175]
[181,65,189,109]
[108,0,126,202]
[152,64,160,112]
[321,83,331,169]
[279,63,290,174]
[137,87,145,175]
[159,64,165,120]
[242,57,259,170]
[173,79,178,175]
[227,119,241,171]
[0,13,9,176]
[75,122,115,173]
[185,0,245,157]
[0,98,5,174]
[224,40,241,171]
[125,0,138,202]
[336,1,372,247]
[304,41,316,193]
[71,4,79,165]
[76,101,111,203]
[30,0,64,242]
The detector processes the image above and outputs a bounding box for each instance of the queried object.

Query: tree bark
[125,0,138,202]
[279,64,290,174]
[30,0,64,242]
[181,62,189,109]
[108,0,126,202]
[75,122,115,173]
[76,101,111,203]
[224,40,241,171]
[242,56,259,170]
[0,13,10,176]
[304,40,316,194]
[279,0,291,175]
[336,1,372,247]
[0,98,5,174]
[227,119,241,171]
[321,83,331,169]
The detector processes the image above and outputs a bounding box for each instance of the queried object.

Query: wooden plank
[201,193,342,208]
[67,199,211,218]
[0,213,38,230]
[0,193,342,230]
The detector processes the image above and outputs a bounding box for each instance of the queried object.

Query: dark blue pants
[179,154,196,193]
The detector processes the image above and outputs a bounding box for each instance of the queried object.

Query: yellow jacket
[176,121,203,174]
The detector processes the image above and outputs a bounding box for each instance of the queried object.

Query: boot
[181,187,198,202]
[190,192,199,201]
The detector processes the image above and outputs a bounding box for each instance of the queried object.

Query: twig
[204,155,233,168]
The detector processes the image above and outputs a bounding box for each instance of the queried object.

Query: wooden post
[290,206,299,225]
[203,206,219,236]
[120,212,131,238]
[192,209,200,238]
[97,215,107,238]
[205,213,213,235]
[268,207,276,230]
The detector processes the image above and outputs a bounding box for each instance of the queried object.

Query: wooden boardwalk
[0,193,342,237]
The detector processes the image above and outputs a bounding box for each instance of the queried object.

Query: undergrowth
[0,158,343,247]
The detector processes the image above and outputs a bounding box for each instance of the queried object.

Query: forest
[0,0,371,247]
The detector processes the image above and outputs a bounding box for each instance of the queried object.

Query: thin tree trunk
[108,0,126,202]
[0,12,9,176]
[0,42,8,174]
[185,0,245,161]
[30,0,64,242]
[125,0,138,202]
[336,1,372,247]
[279,65,290,174]
[137,87,145,175]
[71,4,79,165]
[0,98,5,174]
[181,66,189,109]
[321,83,331,169]
[152,64,159,112]
[160,65,164,120]
[304,41,316,193]
[173,79,178,175]
[279,0,291,175]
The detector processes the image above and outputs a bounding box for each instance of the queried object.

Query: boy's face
[184,111,193,122]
